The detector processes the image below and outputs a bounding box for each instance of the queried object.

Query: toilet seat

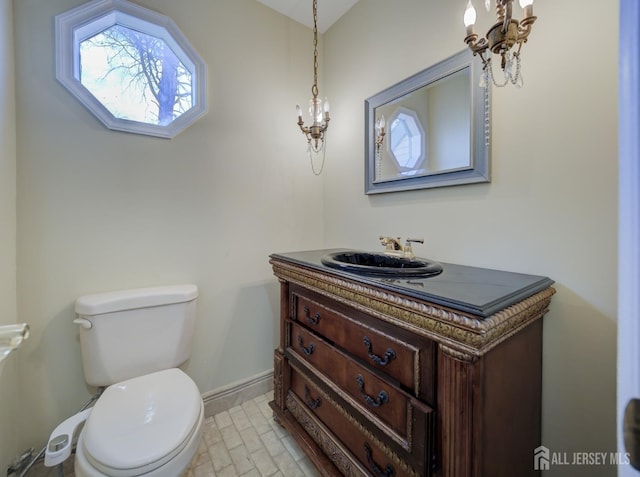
[80,368,202,476]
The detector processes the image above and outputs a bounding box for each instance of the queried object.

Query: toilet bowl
[44,285,203,476]
[74,369,203,477]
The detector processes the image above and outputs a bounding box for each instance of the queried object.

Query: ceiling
[255,0,360,33]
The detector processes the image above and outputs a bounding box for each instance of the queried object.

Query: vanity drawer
[291,285,435,402]
[289,367,431,477]
[289,321,415,443]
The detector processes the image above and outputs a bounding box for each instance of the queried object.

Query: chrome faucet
[379,236,424,258]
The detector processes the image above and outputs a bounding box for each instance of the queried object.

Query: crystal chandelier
[463,0,537,88]
[296,0,330,175]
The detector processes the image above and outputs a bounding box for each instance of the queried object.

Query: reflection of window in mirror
[389,108,426,177]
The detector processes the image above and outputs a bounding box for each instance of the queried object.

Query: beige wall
[323,1,618,476]
[0,0,18,470]
[13,0,324,451]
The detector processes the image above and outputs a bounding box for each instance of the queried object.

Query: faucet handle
[403,238,424,258]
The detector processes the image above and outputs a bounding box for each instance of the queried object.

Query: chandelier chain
[496,1,506,23]
[311,0,319,99]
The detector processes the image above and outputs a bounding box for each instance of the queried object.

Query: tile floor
[182,391,321,477]
[28,391,322,477]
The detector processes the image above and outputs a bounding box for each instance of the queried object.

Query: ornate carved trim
[413,352,422,398]
[273,351,284,409]
[440,344,480,363]
[271,259,555,357]
[286,393,364,477]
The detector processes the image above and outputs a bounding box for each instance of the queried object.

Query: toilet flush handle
[44,408,92,467]
[73,318,92,329]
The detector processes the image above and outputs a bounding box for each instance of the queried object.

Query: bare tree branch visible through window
[80,24,192,125]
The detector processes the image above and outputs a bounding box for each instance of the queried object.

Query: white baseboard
[202,369,274,417]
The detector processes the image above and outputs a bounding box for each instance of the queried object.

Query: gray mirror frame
[364,50,490,194]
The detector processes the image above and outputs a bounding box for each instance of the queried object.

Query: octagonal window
[389,107,426,174]
[55,0,207,138]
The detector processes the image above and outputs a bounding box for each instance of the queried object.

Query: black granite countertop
[270,249,554,318]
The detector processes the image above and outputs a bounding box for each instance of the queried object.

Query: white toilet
[45,285,203,476]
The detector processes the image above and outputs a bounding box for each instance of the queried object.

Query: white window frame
[55,0,207,139]
[388,106,427,172]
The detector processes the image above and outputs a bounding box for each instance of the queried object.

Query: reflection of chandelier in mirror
[375,115,386,154]
[296,0,330,175]
[463,0,536,88]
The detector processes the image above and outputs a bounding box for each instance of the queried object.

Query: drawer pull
[356,374,389,408]
[297,335,315,356]
[303,306,321,325]
[363,336,396,367]
[364,443,395,477]
[304,385,322,410]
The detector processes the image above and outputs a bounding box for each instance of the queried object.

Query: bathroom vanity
[269,249,555,477]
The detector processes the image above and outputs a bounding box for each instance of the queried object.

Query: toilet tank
[74,285,198,387]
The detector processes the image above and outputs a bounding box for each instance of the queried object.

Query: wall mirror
[365,50,490,194]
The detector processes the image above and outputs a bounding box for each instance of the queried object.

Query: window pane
[80,24,193,126]
[390,112,423,169]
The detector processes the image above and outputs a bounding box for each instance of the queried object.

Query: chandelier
[463,0,537,88]
[296,0,330,175]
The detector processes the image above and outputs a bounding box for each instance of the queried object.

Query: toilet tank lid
[75,285,198,316]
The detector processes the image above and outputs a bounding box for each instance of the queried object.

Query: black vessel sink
[321,251,443,278]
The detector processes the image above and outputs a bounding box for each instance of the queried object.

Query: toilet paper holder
[0,323,30,363]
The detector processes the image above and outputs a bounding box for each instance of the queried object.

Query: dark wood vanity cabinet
[269,251,555,477]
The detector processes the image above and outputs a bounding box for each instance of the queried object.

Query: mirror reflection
[374,68,471,182]
[365,50,490,194]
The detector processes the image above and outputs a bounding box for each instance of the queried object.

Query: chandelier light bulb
[376,115,386,132]
[296,104,303,120]
[519,0,534,17]
[464,0,477,28]
[323,97,330,114]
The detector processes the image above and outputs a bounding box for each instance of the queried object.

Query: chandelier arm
[464,34,489,56]
[517,16,536,42]
[298,122,312,136]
